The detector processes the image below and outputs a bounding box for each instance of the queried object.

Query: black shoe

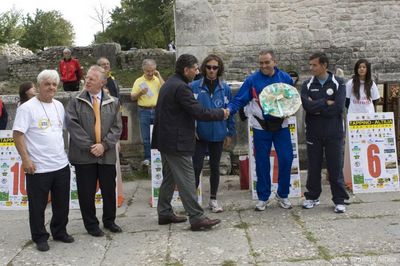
[158,214,188,225]
[87,227,105,237]
[54,234,75,243]
[36,241,50,252]
[104,223,122,233]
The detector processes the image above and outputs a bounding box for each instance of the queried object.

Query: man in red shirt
[59,48,83,91]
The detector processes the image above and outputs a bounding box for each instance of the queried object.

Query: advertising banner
[347,112,400,193]
[0,130,103,210]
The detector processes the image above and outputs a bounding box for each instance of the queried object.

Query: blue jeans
[139,108,155,160]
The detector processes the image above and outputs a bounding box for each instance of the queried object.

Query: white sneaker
[302,199,320,209]
[141,159,150,166]
[334,204,346,213]
[275,193,293,209]
[255,200,269,211]
[208,199,223,213]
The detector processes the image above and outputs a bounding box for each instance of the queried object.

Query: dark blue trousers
[253,127,293,201]
[304,137,349,204]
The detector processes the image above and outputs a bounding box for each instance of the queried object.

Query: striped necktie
[92,96,101,143]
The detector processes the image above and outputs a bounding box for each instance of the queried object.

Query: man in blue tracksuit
[190,54,235,213]
[227,50,294,211]
[301,52,349,213]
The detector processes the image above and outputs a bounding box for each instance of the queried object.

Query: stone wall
[1,43,175,85]
[175,0,400,83]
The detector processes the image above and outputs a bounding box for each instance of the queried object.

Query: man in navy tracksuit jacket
[301,52,349,213]
[227,50,294,211]
[190,54,235,213]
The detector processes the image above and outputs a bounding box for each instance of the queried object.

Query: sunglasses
[205,65,219,70]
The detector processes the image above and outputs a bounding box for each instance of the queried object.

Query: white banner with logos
[0,130,103,210]
[347,112,400,193]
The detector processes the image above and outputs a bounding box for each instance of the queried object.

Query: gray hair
[259,49,275,59]
[88,65,107,81]
[63,48,71,54]
[142,59,156,69]
[37,69,60,85]
[97,57,109,65]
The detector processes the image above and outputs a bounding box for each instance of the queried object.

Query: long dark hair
[19,81,35,104]
[352,59,372,100]
[200,54,225,78]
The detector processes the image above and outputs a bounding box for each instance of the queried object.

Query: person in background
[227,50,294,212]
[18,81,36,106]
[0,97,8,130]
[300,52,349,214]
[97,57,120,99]
[190,54,235,213]
[152,54,229,231]
[66,65,122,237]
[13,70,73,252]
[345,59,380,113]
[97,57,124,207]
[131,59,164,166]
[59,48,83,92]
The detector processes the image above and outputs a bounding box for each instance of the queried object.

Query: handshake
[222,108,230,120]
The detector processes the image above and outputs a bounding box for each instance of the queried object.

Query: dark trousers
[158,153,205,224]
[192,140,223,198]
[62,81,79,91]
[26,165,70,243]
[74,164,116,231]
[304,137,349,204]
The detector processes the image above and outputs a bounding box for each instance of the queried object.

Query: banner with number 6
[347,112,400,193]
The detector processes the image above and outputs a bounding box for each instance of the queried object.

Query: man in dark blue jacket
[227,50,294,211]
[190,54,235,213]
[152,54,229,231]
[300,52,349,213]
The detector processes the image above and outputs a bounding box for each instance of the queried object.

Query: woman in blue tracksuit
[190,54,235,213]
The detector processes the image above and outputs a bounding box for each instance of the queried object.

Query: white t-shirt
[12,97,69,173]
[346,79,380,114]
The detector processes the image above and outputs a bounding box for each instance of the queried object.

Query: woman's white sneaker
[209,199,223,213]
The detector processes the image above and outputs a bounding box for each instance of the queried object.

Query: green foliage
[0,8,24,44]
[112,66,175,88]
[95,0,175,50]
[19,9,75,51]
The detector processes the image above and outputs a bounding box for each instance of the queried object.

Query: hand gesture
[223,108,230,120]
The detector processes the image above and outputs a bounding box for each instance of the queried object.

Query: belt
[138,105,155,109]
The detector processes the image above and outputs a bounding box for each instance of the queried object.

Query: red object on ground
[239,156,249,190]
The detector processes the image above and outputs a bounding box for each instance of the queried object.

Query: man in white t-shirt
[13,70,73,252]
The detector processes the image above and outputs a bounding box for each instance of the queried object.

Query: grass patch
[363,251,380,256]
[317,246,333,261]
[392,198,400,202]
[304,231,318,243]
[234,222,250,230]
[113,67,175,88]
[166,262,183,266]
[221,260,237,266]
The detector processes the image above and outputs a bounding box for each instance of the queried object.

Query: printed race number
[367,144,381,178]
[10,162,27,195]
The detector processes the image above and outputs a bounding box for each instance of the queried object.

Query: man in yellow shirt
[131,59,165,166]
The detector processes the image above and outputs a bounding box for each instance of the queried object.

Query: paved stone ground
[1,171,400,266]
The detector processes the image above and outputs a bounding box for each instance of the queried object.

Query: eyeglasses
[205,65,219,70]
